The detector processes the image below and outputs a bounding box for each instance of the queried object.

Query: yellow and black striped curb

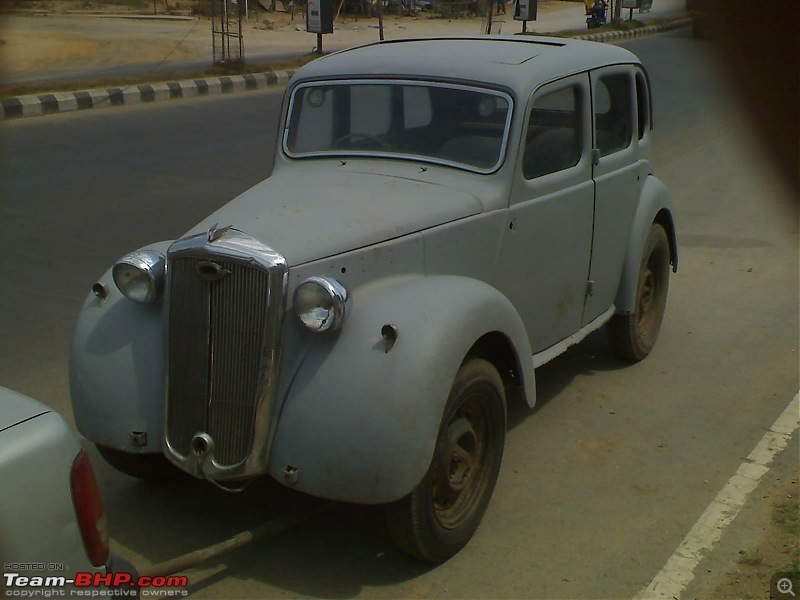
[0,70,294,121]
[578,17,691,42]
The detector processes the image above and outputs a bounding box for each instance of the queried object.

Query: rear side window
[523,85,582,179]
[594,74,633,157]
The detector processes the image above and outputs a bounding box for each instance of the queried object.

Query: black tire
[95,445,180,482]
[385,358,506,562]
[607,223,671,361]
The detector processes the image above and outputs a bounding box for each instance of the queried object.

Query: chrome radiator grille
[164,230,287,479]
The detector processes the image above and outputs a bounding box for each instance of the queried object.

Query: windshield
[284,80,513,173]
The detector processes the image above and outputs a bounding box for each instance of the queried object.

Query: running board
[532,307,615,369]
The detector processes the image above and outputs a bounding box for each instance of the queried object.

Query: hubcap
[442,417,476,494]
[431,397,491,529]
[637,254,662,336]
[639,270,655,315]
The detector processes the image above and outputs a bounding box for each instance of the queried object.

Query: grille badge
[195,261,231,281]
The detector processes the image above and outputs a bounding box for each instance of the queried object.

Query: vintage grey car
[70,36,677,561]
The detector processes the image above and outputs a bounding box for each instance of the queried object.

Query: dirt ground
[0,2,294,78]
[0,0,580,88]
[710,478,799,599]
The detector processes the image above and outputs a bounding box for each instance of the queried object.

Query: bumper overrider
[163,226,288,481]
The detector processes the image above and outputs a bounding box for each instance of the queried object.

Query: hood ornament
[207,223,233,243]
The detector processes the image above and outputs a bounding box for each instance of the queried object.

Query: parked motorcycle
[586,0,608,28]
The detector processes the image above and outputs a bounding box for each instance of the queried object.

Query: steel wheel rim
[637,250,664,336]
[431,392,493,530]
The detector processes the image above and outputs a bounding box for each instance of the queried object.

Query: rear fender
[614,176,678,314]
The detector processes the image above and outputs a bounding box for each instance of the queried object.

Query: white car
[0,387,127,583]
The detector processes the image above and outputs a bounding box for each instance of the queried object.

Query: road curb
[0,18,691,121]
[578,17,691,42]
[0,70,294,121]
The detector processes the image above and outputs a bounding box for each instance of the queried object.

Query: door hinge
[586,280,595,297]
[592,148,601,165]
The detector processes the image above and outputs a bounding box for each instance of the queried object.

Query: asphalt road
[0,30,797,599]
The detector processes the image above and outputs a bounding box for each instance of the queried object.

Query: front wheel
[607,223,671,361]
[385,358,506,562]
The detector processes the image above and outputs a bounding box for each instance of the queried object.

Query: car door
[495,74,594,354]
[583,66,640,324]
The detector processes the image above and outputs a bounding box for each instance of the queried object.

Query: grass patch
[737,550,765,566]
[0,55,316,98]
[774,498,800,536]
[774,494,800,572]
[788,548,800,573]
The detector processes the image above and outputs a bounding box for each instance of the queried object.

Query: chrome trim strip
[163,228,288,481]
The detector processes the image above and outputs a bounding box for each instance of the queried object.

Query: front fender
[267,275,534,505]
[614,176,678,314]
[69,242,171,453]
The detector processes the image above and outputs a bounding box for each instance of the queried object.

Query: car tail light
[70,449,110,567]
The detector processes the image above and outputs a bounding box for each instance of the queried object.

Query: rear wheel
[95,445,180,482]
[385,358,506,562]
[607,223,671,361]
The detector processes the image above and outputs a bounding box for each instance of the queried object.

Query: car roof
[292,36,641,94]
[0,386,51,433]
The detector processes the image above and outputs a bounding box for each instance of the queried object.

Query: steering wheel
[332,133,392,151]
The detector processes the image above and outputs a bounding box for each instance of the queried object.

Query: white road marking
[636,391,800,599]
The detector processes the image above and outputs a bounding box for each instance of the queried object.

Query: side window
[594,74,633,157]
[635,71,649,140]
[523,85,582,179]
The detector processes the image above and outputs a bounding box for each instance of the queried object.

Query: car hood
[0,387,51,434]
[188,170,484,266]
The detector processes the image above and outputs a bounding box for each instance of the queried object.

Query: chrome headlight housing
[293,276,350,333]
[112,250,166,304]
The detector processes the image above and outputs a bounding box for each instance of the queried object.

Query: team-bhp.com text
[3,573,188,597]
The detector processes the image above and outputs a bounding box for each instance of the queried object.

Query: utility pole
[377,0,385,41]
[612,0,621,21]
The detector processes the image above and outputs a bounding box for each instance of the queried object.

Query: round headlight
[112,251,166,304]
[293,276,350,333]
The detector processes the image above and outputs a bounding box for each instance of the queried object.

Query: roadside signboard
[307,0,333,34]
[514,0,537,21]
